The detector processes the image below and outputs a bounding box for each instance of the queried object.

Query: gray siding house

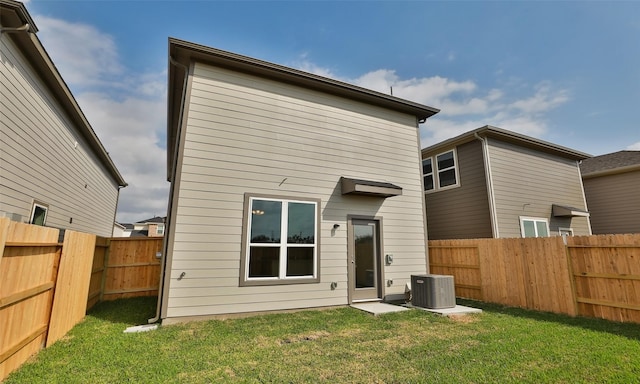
[580,150,640,234]
[157,38,439,321]
[0,0,126,237]
[422,126,592,240]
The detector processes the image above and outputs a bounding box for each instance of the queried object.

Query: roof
[136,216,166,224]
[166,38,440,180]
[579,150,640,177]
[0,0,126,187]
[422,125,591,161]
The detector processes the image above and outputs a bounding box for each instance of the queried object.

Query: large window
[29,202,48,226]
[520,217,549,238]
[241,195,320,285]
[423,149,459,192]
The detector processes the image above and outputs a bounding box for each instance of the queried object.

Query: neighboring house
[131,216,165,237]
[0,0,126,237]
[580,150,640,234]
[112,222,133,237]
[422,126,592,240]
[156,38,439,321]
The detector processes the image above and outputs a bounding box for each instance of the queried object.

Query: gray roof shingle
[580,150,640,175]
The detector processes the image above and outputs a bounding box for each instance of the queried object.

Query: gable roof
[0,0,126,187]
[422,125,591,161]
[580,150,640,177]
[136,216,166,224]
[166,38,440,180]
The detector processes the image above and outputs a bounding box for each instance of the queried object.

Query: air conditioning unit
[411,274,456,309]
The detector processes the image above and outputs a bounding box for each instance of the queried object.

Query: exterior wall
[487,139,591,238]
[164,62,428,318]
[424,140,492,239]
[583,170,640,234]
[0,32,119,237]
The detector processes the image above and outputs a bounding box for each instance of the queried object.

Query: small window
[423,149,459,192]
[30,202,48,226]
[241,195,320,285]
[520,217,549,238]
[422,158,434,191]
[156,224,165,235]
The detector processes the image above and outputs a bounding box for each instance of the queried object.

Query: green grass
[5,297,640,383]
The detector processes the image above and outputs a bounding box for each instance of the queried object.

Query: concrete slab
[407,304,482,317]
[351,302,410,316]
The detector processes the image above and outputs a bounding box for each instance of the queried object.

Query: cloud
[294,61,570,148]
[628,141,640,150]
[35,15,168,223]
[36,16,124,88]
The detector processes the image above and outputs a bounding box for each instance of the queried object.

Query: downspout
[148,56,189,324]
[474,133,499,238]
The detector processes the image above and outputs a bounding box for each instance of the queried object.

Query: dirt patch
[280,330,330,345]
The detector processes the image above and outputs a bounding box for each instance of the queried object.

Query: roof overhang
[422,125,591,161]
[552,204,590,218]
[340,177,402,198]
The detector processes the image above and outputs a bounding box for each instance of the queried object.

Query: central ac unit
[411,274,455,309]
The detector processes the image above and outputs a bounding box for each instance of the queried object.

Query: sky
[20,0,640,223]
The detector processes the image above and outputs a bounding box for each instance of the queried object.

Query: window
[241,195,320,285]
[422,158,434,191]
[29,202,48,226]
[423,149,459,192]
[156,224,165,235]
[520,217,549,238]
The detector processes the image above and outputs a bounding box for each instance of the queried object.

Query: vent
[411,274,456,309]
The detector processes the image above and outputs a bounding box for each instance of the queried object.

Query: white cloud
[628,141,640,150]
[36,16,124,88]
[293,62,570,149]
[35,15,168,223]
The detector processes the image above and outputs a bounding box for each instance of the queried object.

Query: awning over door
[552,204,590,217]
[340,177,402,198]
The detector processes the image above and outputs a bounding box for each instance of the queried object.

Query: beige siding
[425,140,492,240]
[487,139,590,238]
[165,63,427,317]
[0,34,118,237]
[583,170,640,234]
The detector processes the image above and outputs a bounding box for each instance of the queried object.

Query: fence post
[564,239,579,317]
[99,238,111,303]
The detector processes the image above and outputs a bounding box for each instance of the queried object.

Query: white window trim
[29,201,49,226]
[424,149,460,193]
[519,216,550,238]
[240,194,320,286]
[156,224,165,235]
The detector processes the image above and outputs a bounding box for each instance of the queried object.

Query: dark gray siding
[583,170,640,234]
[487,139,591,238]
[425,140,492,240]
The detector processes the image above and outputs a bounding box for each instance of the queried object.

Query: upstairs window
[520,217,549,238]
[241,195,320,286]
[422,158,434,191]
[156,224,165,235]
[423,149,459,192]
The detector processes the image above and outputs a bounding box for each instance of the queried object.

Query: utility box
[411,274,456,309]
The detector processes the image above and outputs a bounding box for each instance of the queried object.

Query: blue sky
[22,0,640,222]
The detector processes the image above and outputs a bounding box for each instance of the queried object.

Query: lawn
[5,297,640,383]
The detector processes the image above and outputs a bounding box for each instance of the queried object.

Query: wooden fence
[0,218,163,380]
[429,234,640,323]
[88,237,163,309]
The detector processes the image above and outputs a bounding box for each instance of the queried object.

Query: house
[112,222,133,237]
[156,38,439,322]
[422,125,592,240]
[0,0,126,238]
[131,216,165,237]
[580,150,640,234]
